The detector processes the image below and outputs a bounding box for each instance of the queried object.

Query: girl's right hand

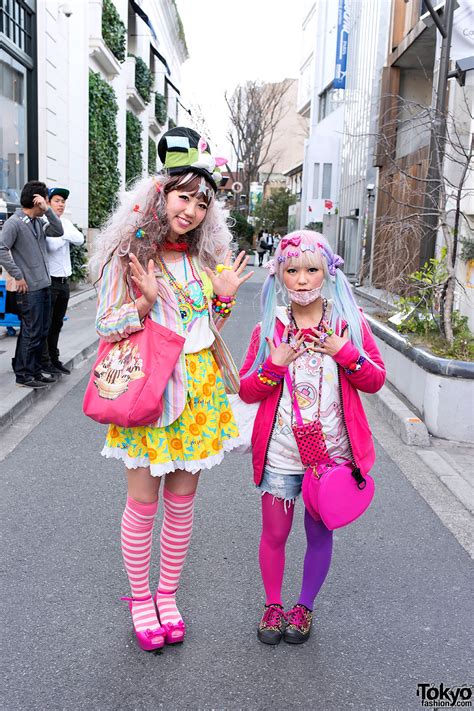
[129,254,159,306]
[265,326,306,367]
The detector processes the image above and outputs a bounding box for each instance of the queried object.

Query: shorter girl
[239,231,385,645]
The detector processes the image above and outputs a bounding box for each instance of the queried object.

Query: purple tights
[297,508,333,610]
[259,495,333,610]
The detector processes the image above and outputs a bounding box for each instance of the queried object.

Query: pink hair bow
[280,235,301,250]
[264,259,276,275]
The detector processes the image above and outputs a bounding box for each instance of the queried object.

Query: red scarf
[163,240,189,252]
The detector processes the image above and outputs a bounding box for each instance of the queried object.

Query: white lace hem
[101,434,245,477]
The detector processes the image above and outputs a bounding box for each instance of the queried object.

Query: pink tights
[259,494,333,609]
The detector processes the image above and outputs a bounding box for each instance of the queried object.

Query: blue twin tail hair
[243,230,379,377]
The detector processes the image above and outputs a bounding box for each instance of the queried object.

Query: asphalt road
[2,279,473,711]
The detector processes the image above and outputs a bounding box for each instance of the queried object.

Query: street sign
[232,181,243,193]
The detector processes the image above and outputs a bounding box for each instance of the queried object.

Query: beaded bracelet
[212,294,236,318]
[344,355,366,374]
[257,364,283,387]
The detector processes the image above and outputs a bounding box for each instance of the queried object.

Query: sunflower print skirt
[101,348,241,476]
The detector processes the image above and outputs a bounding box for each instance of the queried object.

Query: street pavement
[1,272,473,710]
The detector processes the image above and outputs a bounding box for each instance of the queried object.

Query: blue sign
[334,0,349,89]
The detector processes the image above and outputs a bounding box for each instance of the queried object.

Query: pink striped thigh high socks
[121,496,160,633]
[155,488,195,627]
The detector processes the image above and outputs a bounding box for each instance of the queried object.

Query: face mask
[286,285,323,305]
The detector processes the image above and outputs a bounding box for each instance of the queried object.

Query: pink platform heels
[154,589,186,644]
[121,595,166,651]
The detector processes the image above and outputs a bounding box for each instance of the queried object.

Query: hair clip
[280,235,301,250]
[263,259,276,275]
[136,229,145,239]
[301,244,315,252]
[277,255,286,263]
[287,250,299,258]
[152,210,159,221]
[132,204,142,213]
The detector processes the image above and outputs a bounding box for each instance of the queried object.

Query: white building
[1,0,189,232]
[298,0,345,238]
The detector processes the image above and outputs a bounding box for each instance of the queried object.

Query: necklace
[157,253,208,317]
[288,299,327,342]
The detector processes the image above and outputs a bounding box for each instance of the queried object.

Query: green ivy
[70,238,88,284]
[168,117,176,129]
[129,54,153,104]
[89,70,120,228]
[460,238,474,262]
[155,92,167,125]
[148,136,156,174]
[170,0,188,54]
[102,0,126,63]
[126,110,142,185]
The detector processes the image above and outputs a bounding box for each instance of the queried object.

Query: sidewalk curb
[0,335,98,431]
[370,384,431,447]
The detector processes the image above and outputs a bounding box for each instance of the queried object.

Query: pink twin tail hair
[243,230,375,377]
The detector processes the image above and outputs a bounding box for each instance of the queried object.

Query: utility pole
[419,0,455,266]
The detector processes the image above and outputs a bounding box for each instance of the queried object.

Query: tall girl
[239,230,385,645]
[93,127,252,651]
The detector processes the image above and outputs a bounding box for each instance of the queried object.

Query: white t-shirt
[266,332,351,475]
[45,216,84,277]
[165,257,215,354]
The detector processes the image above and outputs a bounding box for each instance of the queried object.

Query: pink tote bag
[83,318,185,427]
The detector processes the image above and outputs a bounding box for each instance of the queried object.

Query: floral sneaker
[257,604,286,645]
[284,604,313,644]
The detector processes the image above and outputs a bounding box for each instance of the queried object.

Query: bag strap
[273,330,305,426]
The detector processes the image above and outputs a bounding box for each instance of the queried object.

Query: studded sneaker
[283,604,313,644]
[257,604,286,645]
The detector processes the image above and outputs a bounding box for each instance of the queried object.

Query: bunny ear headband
[157,126,227,192]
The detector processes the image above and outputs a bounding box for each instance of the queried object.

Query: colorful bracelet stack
[344,355,366,374]
[212,294,236,318]
[257,364,284,387]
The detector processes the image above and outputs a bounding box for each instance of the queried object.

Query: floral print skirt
[101,348,241,476]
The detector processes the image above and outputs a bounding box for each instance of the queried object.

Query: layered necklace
[157,253,208,322]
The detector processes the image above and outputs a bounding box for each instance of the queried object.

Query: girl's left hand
[307,320,348,358]
[203,250,254,297]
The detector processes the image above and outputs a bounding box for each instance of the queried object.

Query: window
[312,163,320,199]
[322,163,332,199]
[318,82,344,122]
[0,51,27,201]
[0,0,33,55]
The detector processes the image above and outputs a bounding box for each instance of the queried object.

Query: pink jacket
[239,312,386,486]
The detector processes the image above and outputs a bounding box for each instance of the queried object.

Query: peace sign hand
[265,326,307,367]
[203,250,254,297]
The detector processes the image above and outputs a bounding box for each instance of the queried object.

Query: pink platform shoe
[121,595,166,651]
[154,589,186,644]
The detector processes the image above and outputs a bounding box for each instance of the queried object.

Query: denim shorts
[257,467,304,509]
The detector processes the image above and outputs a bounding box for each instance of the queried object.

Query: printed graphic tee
[165,258,215,354]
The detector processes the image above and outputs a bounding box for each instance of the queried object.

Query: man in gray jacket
[0,180,64,388]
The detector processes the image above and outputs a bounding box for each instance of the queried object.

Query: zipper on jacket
[260,382,284,486]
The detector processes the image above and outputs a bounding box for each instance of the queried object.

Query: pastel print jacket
[239,308,386,486]
[96,254,240,428]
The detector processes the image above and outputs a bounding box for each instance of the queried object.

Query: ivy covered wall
[102,0,126,63]
[126,111,143,185]
[89,70,120,228]
[148,137,157,174]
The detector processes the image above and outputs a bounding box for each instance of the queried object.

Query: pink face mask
[286,285,323,305]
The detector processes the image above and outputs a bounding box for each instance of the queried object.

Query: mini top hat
[157,126,227,192]
[48,187,70,200]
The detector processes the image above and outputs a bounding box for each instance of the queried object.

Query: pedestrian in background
[91,127,253,652]
[239,230,385,645]
[0,180,64,389]
[257,230,267,266]
[41,187,85,375]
